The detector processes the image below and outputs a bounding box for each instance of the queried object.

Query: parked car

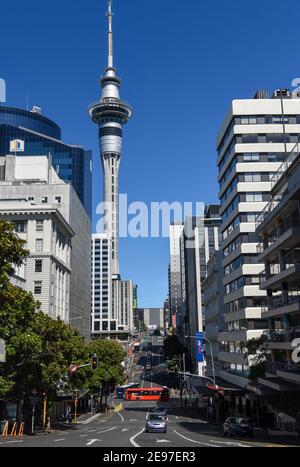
[223,417,253,438]
[145,414,167,433]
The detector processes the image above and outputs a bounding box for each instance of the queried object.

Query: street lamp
[185,335,216,386]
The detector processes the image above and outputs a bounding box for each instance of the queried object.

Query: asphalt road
[0,338,296,448]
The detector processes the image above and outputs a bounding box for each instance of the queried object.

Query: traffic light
[91,355,98,370]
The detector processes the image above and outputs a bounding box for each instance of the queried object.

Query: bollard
[18,423,25,437]
[1,421,9,437]
[10,422,17,437]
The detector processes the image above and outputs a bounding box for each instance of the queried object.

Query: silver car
[145,414,167,433]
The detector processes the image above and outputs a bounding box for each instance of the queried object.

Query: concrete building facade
[255,143,300,427]
[217,89,300,389]
[0,155,91,338]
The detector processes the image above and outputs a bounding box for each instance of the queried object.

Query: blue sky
[1,0,300,307]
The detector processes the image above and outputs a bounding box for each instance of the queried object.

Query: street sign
[196,332,204,363]
[0,339,6,363]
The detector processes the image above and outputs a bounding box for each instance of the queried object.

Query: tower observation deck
[89,0,133,276]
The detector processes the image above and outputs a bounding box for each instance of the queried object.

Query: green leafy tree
[85,340,126,404]
[244,335,269,381]
[163,334,187,359]
[0,220,88,401]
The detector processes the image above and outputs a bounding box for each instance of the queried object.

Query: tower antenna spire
[107,0,114,68]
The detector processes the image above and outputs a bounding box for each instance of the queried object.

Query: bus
[115,383,140,400]
[125,387,170,402]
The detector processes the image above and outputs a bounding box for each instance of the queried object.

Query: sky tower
[89,0,133,276]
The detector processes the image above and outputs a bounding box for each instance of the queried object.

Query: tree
[0,220,29,286]
[0,220,88,401]
[244,335,269,381]
[163,334,187,359]
[134,319,147,333]
[85,340,126,405]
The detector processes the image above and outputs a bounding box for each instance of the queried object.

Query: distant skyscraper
[169,223,185,329]
[89,0,132,277]
[91,234,116,336]
[0,106,92,217]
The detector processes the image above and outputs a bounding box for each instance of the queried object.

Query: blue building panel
[0,107,92,218]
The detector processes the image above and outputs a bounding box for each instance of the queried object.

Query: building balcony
[256,142,300,231]
[259,251,300,290]
[218,329,264,343]
[219,370,250,389]
[263,328,300,350]
[262,295,300,319]
[219,351,247,365]
[224,307,263,323]
[265,361,300,386]
[257,218,300,262]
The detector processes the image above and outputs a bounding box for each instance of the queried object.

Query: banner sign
[196,332,204,363]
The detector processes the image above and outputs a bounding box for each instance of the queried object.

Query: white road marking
[79,413,101,425]
[212,440,252,448]
[97,426,117,435]
[0,440,24,445]
[156,439,171,443]
[130,428,145,447]
[130,419,138,422]
[87,429,96,433]
[54,439,65,442]
[80,435,88,438]
[173,430,221,447]
[117,411,125,422]
[86,439,102,446]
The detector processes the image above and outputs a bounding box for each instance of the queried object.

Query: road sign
[196,332,204,363]
[0,339,6,363]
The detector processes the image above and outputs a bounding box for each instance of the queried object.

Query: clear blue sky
[1,0,300,307]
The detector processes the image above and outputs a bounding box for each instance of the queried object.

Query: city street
[0,339,297,449]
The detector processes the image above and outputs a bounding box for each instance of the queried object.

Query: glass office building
[0,106,92,217]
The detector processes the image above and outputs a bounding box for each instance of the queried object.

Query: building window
[41,197,48,204]
[55,196,62,203]
[246,193,263,202]
[13,221,27,233]
[36,221,44,232]
[36,239,43,252]
[243,153,260,162]
[34,281,42,295]
[35,260,43,273]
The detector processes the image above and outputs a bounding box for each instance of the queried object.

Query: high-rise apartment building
[255,144,300,426]
[91,234,134,338]
[169,223,185,329]
[203,251,225,379]
[91,234,115,336]
[168,207,221,372]
[0,106,92,217]
[217,89,300,389]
